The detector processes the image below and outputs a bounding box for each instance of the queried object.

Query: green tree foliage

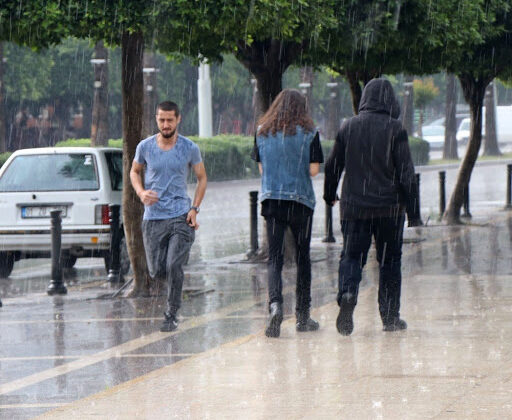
[324,0,432,113]
[164,0,338,113]
[413,78,440,136]
[0,1,72,47]
[0,1,74,151]
[323,0,481,114]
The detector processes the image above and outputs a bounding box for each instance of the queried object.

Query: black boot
[265,302,283,338]
[296,310,319,332]
[160,312,178,332]
[383,318,407,332]
[336,293,356,336]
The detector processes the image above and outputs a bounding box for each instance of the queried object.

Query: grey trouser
[142,214,195,315]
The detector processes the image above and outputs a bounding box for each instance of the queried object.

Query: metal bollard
[462,185,472,218]
[107,204,124,283]
[322,203,335,243]
[439,171,446,220]
[249,191,259,255]
[47,210,67,295]
[506,164,512,209]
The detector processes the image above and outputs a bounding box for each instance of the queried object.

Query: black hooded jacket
[323,78,420,220]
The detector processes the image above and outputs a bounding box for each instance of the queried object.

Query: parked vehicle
[0,147,130,278]
[416,125,445,150]
[456,106,512,145]
[425,113,469,129]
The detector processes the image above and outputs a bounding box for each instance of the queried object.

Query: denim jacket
[256,126,316,210]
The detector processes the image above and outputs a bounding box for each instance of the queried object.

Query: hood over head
[358,78,401,119]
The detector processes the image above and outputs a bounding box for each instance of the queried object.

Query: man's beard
[160,128,176,139]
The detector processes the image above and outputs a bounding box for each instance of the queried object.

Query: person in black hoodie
[324,78,421,336]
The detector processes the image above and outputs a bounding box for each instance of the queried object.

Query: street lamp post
[90,43,109,146]
[326,81,340,140]
[402,79,414,134]
[198,61,213,138]
[142,55,158,138]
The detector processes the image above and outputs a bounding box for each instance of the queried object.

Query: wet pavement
[2,162,512,419]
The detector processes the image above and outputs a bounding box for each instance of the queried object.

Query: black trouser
[338,214,405,324]
[265,213,313,314]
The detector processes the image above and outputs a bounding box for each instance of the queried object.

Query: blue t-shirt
[134,134,202,220]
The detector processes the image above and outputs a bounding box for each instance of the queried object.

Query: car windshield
[459,120,470,131]
[0,153,99,192]
[104,151,123,191]
[422,126,444,136]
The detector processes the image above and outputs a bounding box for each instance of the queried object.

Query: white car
[456,118,471,145]
[0,147,129,278]
[418,125,445,149]
[456,106,512,145]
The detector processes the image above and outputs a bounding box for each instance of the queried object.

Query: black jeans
[338,214,405,324]
[265,213,313,314]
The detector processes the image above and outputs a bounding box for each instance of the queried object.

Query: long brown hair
[257,88,315,136]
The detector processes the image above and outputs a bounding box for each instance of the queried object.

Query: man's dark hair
[156,101,180,117]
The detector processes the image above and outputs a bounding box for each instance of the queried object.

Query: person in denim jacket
[252,89,323,338]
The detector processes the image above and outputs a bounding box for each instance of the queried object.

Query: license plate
[21,206,68,218]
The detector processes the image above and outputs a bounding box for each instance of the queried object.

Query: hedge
[321,137,429,167]
[0,152,11,168]
[0,134,429,178]
[55,136,259,181]
[409,136,430,166]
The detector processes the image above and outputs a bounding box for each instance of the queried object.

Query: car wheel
[104,237,130,275]
[0,252,15,278]
[61,253,78,268]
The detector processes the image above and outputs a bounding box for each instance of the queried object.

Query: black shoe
[336,294,356,336]
[296,312,320,332]
[265,302,283,338]
[383,318,407,332]
[160,312,178,332]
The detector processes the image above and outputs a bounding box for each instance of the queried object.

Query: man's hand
[138,190,159,206]
[186,209,200,230]
[325,194,339,207]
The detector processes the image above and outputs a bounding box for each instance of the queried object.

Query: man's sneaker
[336,294,356,336]
[383,318,407,332]
[265,302,283,338]
[160,312,178,332]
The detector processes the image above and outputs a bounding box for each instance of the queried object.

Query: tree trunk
[345,70,381,116]
[417,108,424,138]
[121,31,150,296]
[236,39,301,119]
[443,74,490,224]
[142,51,158,139]
[345,70,362,115]
[253,70,282,117]
[402,75,414,134]
[443,73,458,160]
[0,43,6,153]
[483,81,501,156]
[90,41,109,146]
